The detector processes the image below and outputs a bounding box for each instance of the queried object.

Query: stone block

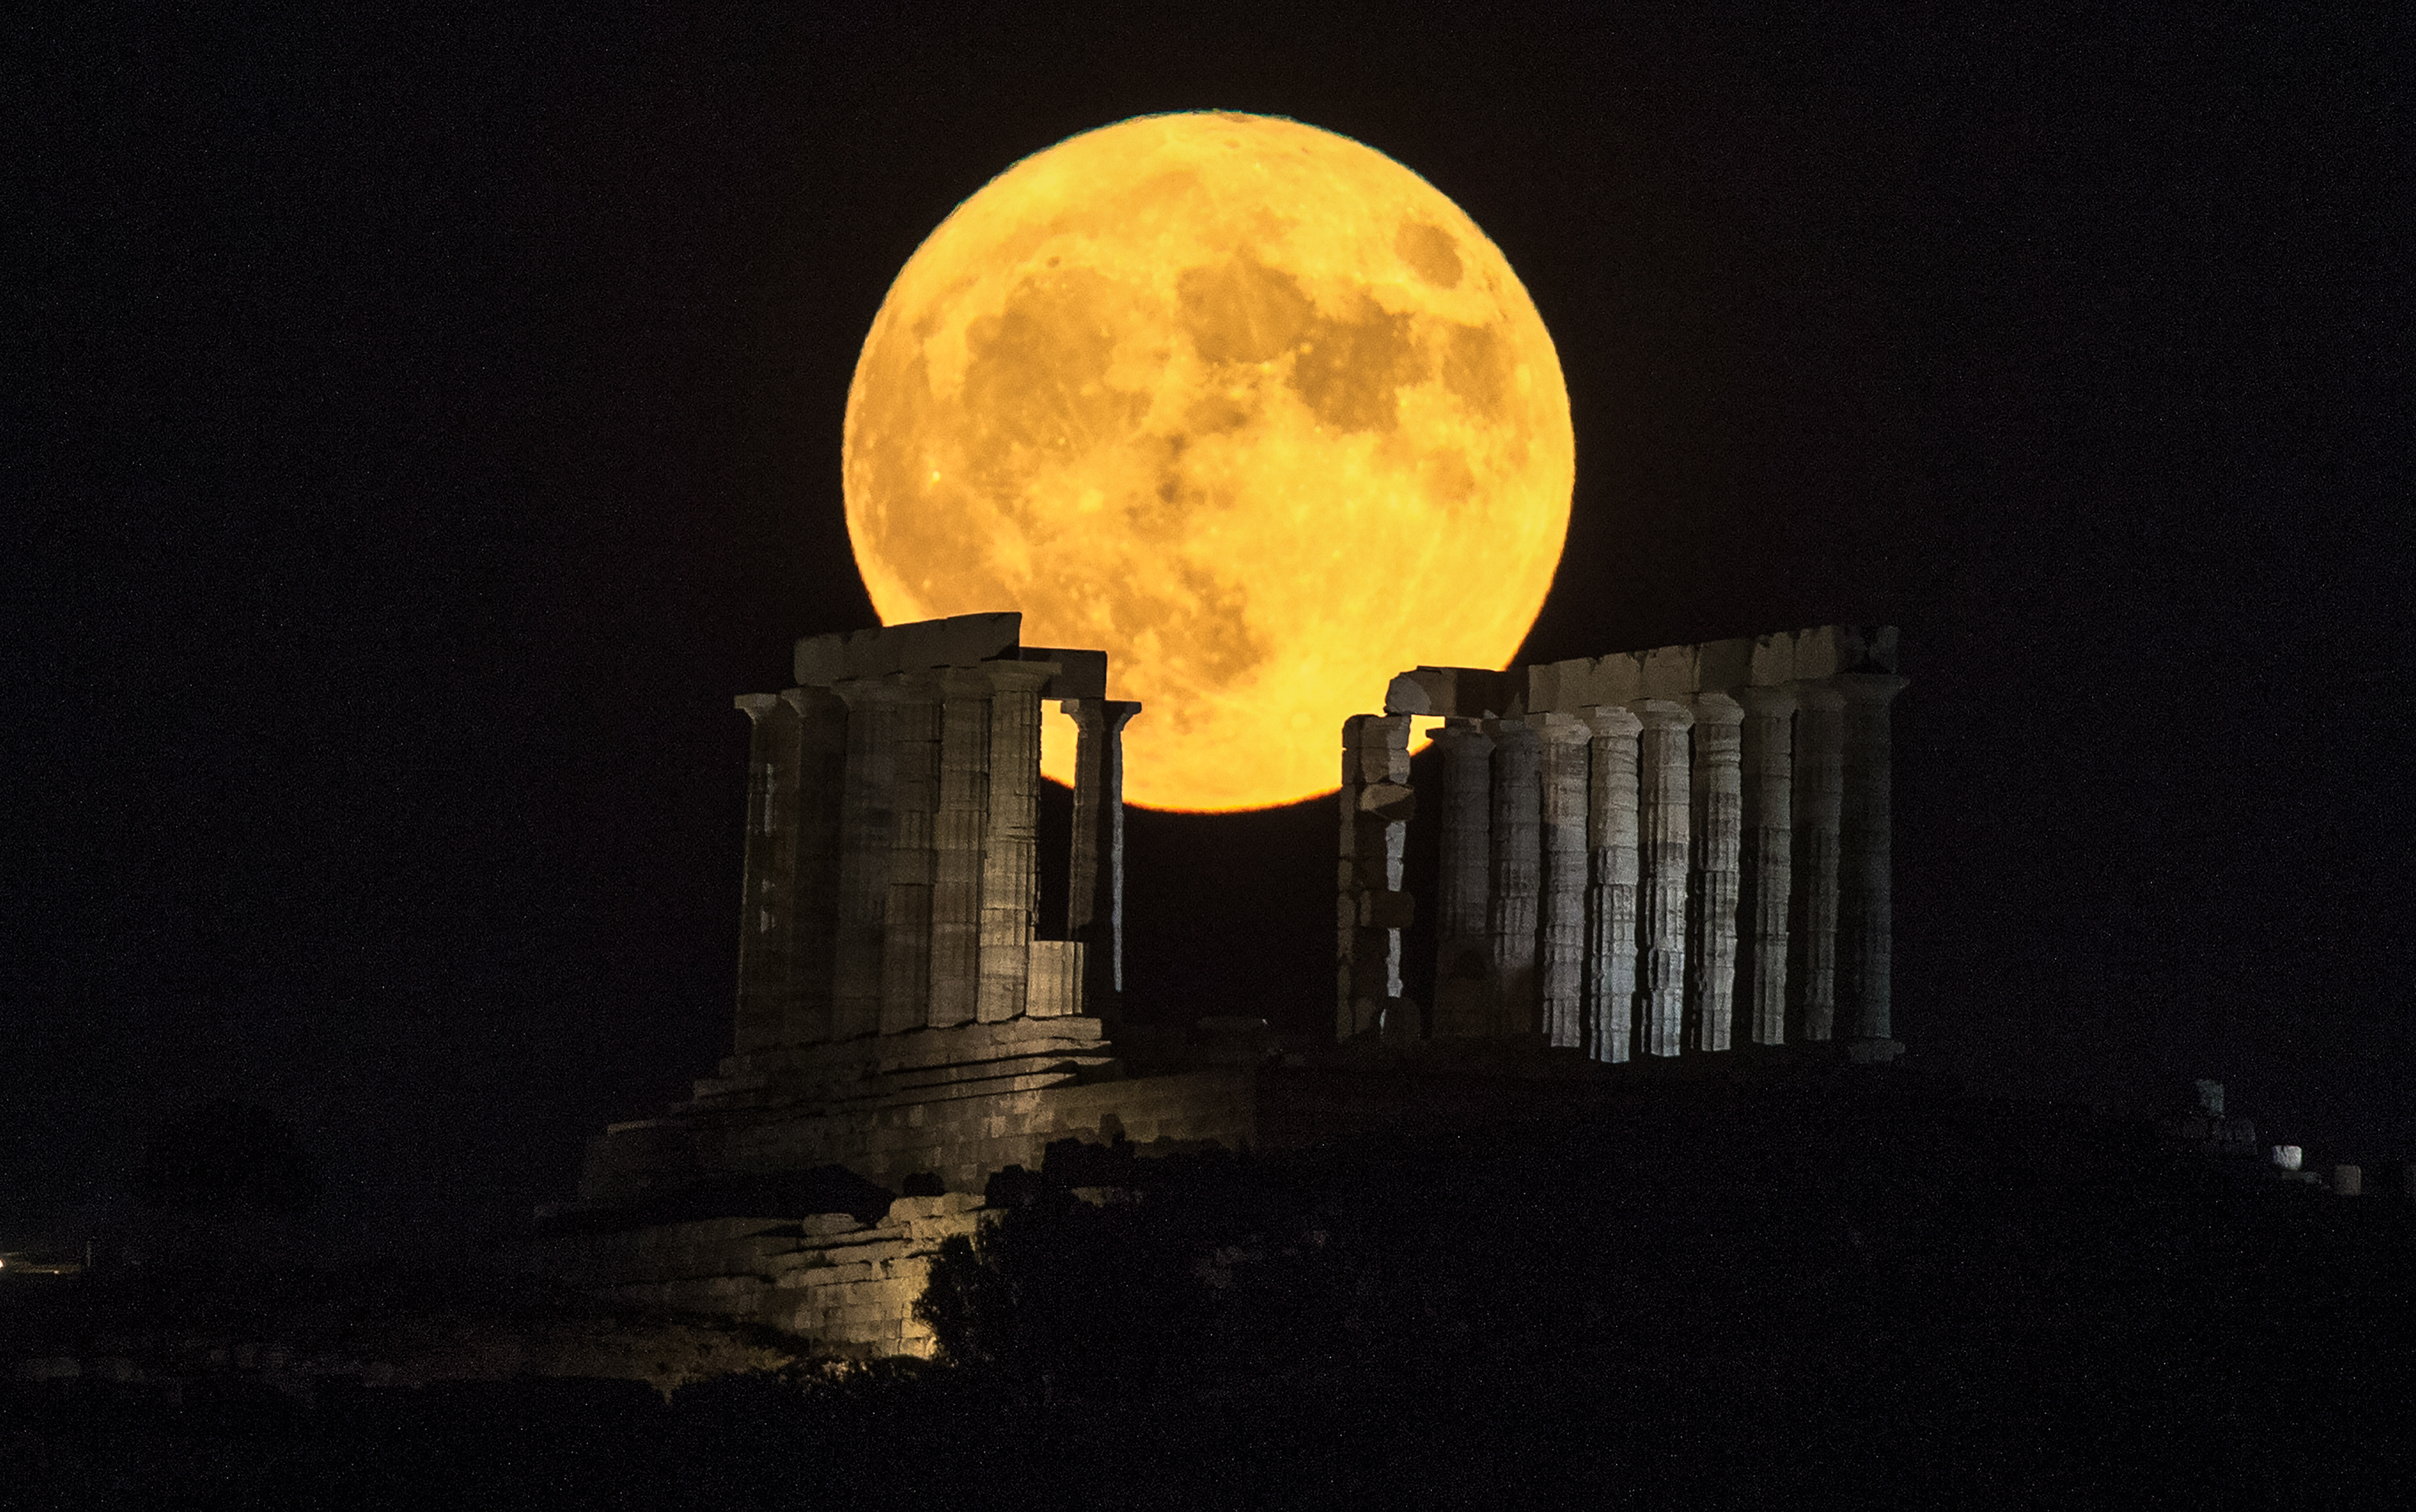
[1354,745,1412,784]
[1358,782,1416,823]
[1385,667,1514,719]
[2333,1164,2362,1196]
[1639,645,1699,699]
[1748,632,1796,686]
[1696,637,1753,691]
[1024,647,1107,699]
[1025,939,1085,1017]
[2270,1145,2303,1171]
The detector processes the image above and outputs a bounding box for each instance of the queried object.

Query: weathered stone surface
[978,664,1051,1023]
[1733,685,1795,1046]
[928,669,992,1028]
[881,675,942,1035]
[795,613,1024,687]
[781,686,849,1048]
[1788,683,1845,1042]
[1631,699,1693,1057]
[1066,697,1140,1010]
[734,694,802,1058]
[1581,705,1641,1063]
[1535,714,1590,1050]
[1686,693,1743,1053]
[831,678,900,1041]
[1486,718,1542,1038]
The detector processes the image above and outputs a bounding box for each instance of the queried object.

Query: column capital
[1689,690,1744,726]
[1061,694,1143,731]
[1733,684,1800,718]
[1528,710,1593,745]
[1787,680,1848,712]
[1628,697,1695,729]
[1580,703,1641,739]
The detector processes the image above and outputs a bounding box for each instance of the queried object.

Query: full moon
[844,112,1572,811]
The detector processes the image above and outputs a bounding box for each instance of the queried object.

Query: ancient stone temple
[558,614,1247,1217]
[1339,625,1907,1063]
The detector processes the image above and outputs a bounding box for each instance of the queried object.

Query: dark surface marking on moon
[1442,322,1512,420]
[962,267,1152,487]
[1179,257,1315,365]
[1292,296,1427,433]
[1395,222,1463,288]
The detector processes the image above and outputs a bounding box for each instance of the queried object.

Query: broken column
[1338,713,1414,1042]
[779,685,849,1047]
[1734,685,1796,1047]
[977,663,1051,1023]
[732,694,802,1057]
[1631,699,1693,1057]
[830,678,900,1041]
[1066,697,1142,1013]
[1787,683,1845,1042]
[881,674,942,1035]
[1581,705,1641,1063]
[1535,713,1591,1050]
[1836,671,1909,1055]
[1430,720,1495,1039]
[1486,717,1543,1038]
[925,668,992,1029]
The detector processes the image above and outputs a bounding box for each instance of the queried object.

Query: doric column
[779,685,849,1047]
[881,674,942,1035]
[1631,699,1694,1057]
[1837,673,1910,1054]
[830,678,899,1040]
[926,668,992,1029]
[1338,714,1414,1042]
[1685,692,1744,1053]
[1733,685,1797,1047]
[1430,720,1495,1039]
[978,664,1051,1022]
[1535,713,1591,1050]
[1485,718,1543,1038]
[731,694,801,1057]
[1581,705,1641,1063]
[1787,683,1846,1042]
[1066,697,1142,1014]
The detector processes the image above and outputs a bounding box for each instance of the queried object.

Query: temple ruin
[534,615,1909,1357]
[1341,626,1906,1062]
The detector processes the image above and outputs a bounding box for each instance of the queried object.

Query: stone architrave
[1630,699,1694,1057]
[830,678,900,1040]
[1580,705,1641,1063]
[1733,685,1796,1047]
[926,669,993,1029]
[1485,718,1543,1038]
[1430,720,1495,1039]
[1836,672,1909,1052]
[731,694,802,1057]
[1066,698,1142,1012]
[1685,692,1744,1053]
[1787,683,1846,1042]
[1534,713,1591,1050]
[881,674,943,1035]
[977,664,1052,1022]
[778,685,849,1046]
[1340,714,1414,1042]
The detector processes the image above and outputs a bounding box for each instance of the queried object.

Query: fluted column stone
[779,685,849,1047]
[1838,673,1909,1054]
[1485,718,1543,1038]
[1535,713,1591,1050]
[1066,697,1142,1014]
[1631,699,1693,1057]
[880,674,942,1035]
[1685,692,1744,1053]
[977,664,1050,1022]
[1733,684,1796,1047]
[926,669,992,1028]
[1787,683,1846,1042]
[1430,721,1495,1039]
[1581,705,1641,1064]
[732,694,801,1057]
[830,678,899,1040]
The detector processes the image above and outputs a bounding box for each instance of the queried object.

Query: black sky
[9,4,2411,1251]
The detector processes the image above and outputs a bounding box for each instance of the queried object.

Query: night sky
[11,6,2410,1252]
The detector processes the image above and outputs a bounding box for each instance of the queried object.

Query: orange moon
[843,112,1573,811]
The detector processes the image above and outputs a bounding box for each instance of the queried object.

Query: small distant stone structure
[1339,626,1908,1062]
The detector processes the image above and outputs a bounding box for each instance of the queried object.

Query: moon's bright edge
[843,112,1573,811]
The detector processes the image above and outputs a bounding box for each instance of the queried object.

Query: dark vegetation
[8,1087,2412,1507]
